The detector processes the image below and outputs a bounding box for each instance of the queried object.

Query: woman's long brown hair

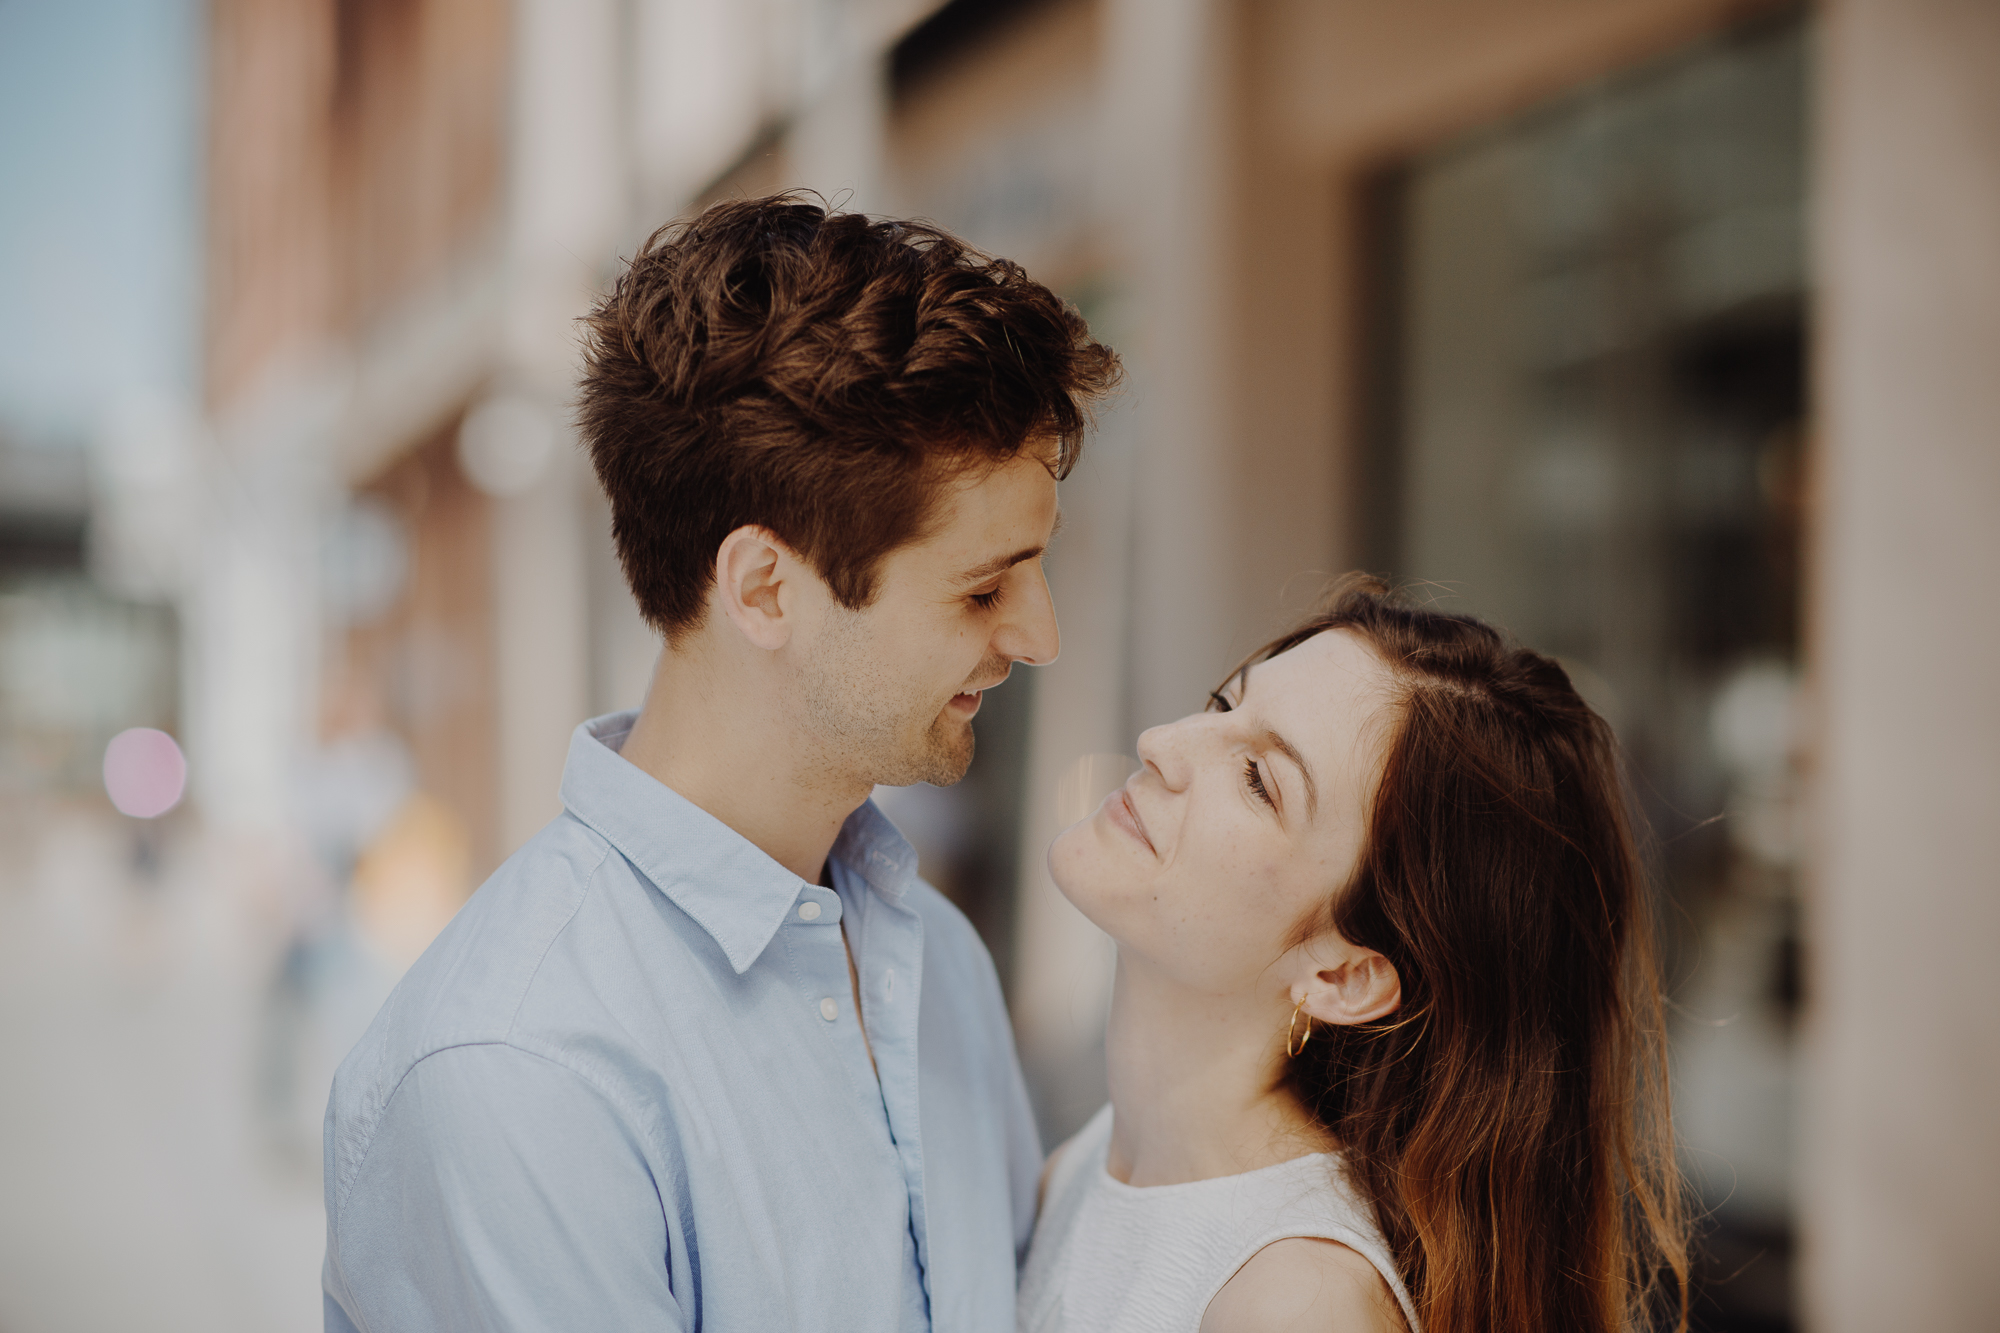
[1229,575,1689,1332]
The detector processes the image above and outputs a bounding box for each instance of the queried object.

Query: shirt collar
[558,711,919,973]
[831,795,919,903]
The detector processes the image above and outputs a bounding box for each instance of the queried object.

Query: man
[321,195,1119,1332]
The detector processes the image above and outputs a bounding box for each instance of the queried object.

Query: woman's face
[1048,628,1400,995]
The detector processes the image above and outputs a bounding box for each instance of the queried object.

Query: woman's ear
[1297,948,1401,1027]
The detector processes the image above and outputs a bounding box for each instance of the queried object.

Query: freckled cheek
[1201,834,1294,913]
[1166,860,1289,937]
[1180,853,1311,952]
[1218,873,1292,932]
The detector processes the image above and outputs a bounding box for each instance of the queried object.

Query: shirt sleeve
[324,1042,685,1333]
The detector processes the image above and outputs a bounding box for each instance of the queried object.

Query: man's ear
[713,525,799,651]
[1295,946,1401,1027]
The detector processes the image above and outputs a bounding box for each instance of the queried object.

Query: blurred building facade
[129,0,2000,1329]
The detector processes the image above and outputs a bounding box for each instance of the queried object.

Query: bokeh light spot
[103,727,187,818]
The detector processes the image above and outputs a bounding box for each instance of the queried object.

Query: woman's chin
[1046,824,1103,910]
[1048,824,1136,942]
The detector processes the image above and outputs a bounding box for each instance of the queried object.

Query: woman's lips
[1104,786,1155,854]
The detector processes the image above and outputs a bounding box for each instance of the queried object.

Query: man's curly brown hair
[577,192,1121,640]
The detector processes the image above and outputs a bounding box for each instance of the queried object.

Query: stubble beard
[799,611,997,790]
[903,709,977,787]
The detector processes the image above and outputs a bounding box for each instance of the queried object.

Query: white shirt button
[797,901,822,921]
[819,997,839,1022]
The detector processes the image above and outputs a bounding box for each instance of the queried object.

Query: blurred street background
[2,1,1995,1330]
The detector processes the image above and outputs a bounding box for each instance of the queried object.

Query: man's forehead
[945,517,1062,587]
[920,456,1058,552]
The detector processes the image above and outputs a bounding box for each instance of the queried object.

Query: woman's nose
[1135,717,1198,791]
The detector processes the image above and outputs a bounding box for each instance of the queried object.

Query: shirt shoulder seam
[330,1026,651,1223]
[332,839,613,1219]
[326,1035,668,1333]
[501,836,614,1040]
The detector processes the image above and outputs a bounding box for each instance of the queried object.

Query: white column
[630,0,773,215]
[1008,0,1242,1140]
[187,370,344,835]
[505,0,627,379]
[1805,1,2000,1327]
[1100,0,1240,731]
[492,448,591,854]
[1009,395,1138,1138]
[483,0,629,854]
[186,502,317,833]
[787,51,887,213]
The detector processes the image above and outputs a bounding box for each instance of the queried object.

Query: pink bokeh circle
[103,728,187,819]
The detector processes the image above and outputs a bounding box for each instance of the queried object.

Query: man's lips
[1104,785,1156,854]
[962,673,1010,697]
[948,675,1010,711]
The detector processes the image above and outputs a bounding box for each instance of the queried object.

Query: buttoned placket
[779,871,931,1313]
[831,851,932,1307]
[784,883,859,1037]
[776,855,935,1304]
[781,882,895,1128]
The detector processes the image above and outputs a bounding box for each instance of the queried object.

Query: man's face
[798,450,1061,788]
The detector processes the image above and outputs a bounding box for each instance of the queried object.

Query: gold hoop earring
[1286,999,1313,1058]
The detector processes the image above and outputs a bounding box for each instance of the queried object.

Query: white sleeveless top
[1018,1105,1418,1333]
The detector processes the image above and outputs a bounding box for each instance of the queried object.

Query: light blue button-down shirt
[323,712,1041,1332]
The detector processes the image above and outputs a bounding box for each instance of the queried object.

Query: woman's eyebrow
[1258,726,1319,821]
[1235,662,1319,819]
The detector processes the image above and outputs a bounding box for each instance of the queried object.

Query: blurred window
[0,442,179,801]
[0,561,179,800]
[1364,14,1808,1331]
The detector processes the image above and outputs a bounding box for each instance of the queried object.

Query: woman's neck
[1102,951,1330,1188]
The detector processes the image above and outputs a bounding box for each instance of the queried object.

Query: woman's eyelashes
[1208,688,1276,811]
[1244,757,1276,810]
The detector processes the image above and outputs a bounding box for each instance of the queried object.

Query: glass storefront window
[1370,14,1809,1330]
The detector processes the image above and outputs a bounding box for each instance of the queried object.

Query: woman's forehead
[1250,630,1398,767]
[1256,628,1392,701]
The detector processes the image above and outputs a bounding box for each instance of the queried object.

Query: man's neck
[617,642,871,884]
[1102,952,1329,1188]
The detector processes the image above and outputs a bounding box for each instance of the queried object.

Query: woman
[1020,576,1688,1333]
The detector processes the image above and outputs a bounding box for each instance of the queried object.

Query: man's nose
[993,563,1060,666]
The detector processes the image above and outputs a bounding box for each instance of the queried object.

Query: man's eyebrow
[949,513,1062,587]
[1260,727,1320,822]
